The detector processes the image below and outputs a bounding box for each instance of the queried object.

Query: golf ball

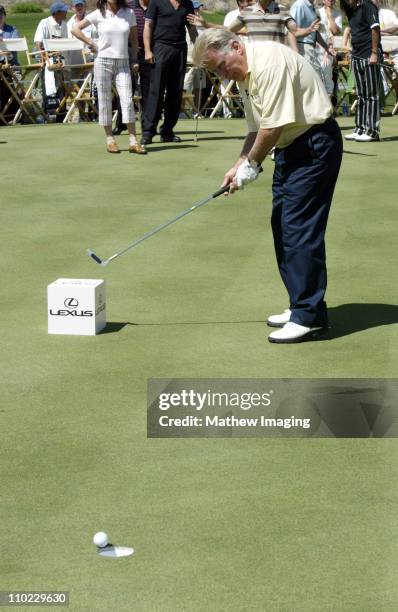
[93,531,109,548]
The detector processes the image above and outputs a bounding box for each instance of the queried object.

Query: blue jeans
[272,118,343,327]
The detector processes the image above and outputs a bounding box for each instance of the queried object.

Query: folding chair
[208,78,244,119]
[0,38,44,125]
[42,38,96,123]
[198,71,244,119]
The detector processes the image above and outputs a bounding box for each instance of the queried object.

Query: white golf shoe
[355,133,379,142]
[267,309,291,328]
[268,321,328,344]
[344,132,358,141]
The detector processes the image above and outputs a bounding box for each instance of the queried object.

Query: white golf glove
[235,159,261,189]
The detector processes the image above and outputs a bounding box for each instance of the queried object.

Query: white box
[48,278,106,336]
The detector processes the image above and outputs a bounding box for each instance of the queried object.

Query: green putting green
[1,117,397,611]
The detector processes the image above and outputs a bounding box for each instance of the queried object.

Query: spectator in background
[0,4,19,65]
[340,0,382,141]
[35,2,69,47]
[184,0,208,118]
[0,4,20,123]
[113,0,151,135]
[189,0,320,53]
[379,0,398,37]
[72,0,146,154]
[378,0,398,68]
[68,0,98,66]
[221,0,252,118]
[67,1,98,122]
[34,2,69,122]
[141,0,198,145]
[319,0,342,38]
[224,0,252,27]
[290,0,333,80]
[318,0,342,106]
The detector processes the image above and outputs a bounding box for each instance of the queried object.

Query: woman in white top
[72,0,146,154]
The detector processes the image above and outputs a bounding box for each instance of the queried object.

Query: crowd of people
[1,0,398,147]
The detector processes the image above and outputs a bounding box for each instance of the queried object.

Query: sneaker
[344,132,359,141]
[268,322,328,344]
[129,143,147,155]
[355,133,379,142]
[106,141,120,154]
[267,308,291,328]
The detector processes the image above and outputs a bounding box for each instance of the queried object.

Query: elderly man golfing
[192,30,342,343]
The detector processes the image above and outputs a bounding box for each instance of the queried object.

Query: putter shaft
[87,184,231,266]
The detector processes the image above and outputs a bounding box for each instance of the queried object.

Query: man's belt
[298,41,316,47]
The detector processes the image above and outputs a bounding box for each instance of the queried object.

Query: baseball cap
[192,0,204,8]
[50,1,69,13]
[72,0,86,5]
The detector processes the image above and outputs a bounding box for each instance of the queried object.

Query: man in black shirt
[142,0,197,144]
[341,0,382,141]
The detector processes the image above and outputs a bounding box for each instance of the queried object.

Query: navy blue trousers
[272,118,343,327]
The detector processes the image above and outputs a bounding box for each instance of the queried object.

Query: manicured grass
[201,10,226,25]
[1,117,398,611]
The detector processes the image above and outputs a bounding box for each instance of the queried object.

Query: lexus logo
[64,297,79,308]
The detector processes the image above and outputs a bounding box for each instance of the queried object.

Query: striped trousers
[94,57,135,126]
[351,56,381,138]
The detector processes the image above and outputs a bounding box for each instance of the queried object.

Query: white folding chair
[42,38,96,123]
[208,78,244,119]
[0,37,44,124]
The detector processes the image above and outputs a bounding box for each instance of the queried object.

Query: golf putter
[87,184,231,267]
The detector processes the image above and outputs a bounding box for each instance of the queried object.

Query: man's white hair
[192,28,241,68]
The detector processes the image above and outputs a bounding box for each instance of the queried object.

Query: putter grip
[212,185,231,198]
[212,167,263,199]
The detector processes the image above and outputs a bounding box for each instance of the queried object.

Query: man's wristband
[247,158,261,168]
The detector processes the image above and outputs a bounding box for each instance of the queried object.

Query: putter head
[87,249,104,265]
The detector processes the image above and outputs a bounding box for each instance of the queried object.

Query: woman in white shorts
[72,0,146,154]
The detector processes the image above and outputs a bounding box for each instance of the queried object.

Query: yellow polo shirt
[241,41,333,149]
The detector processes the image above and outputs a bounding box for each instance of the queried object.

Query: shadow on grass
[126,139,196,154]
[0,141,7,144]
[103,303,398,339]
[343,149,377,156]
[193,135,245,142]
[100,322,136,333]
[144,144,198,152]
[174,130,225,135]
[147,136,245,148]
[380,135,398,142]
[328,303,398,338]
[101,319,264,333]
